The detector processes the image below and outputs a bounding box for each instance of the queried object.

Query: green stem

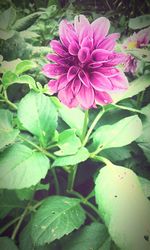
[90,155,114,167]
[67,165,78,192]
[0,216,21,235]
[11,204,29,240]
[81,110,89,142]
[0,92,17,110]
[82,107,104,147]
[112,104,143,114]
[51,168,60,194]
[18,135,56,160]
[137,91,145,109]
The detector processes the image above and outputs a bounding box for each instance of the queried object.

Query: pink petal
[57,74,68,90]
[90,72,113,90]
[91,17,110,46]
[43,64,67,78]
[58,85,78,108]
[74,15,92,44]
[92,49,112,61]
[76,85,94,109]
[78,70,90,87]
[71,77,81,94]
[104,53,127,66]
[78,47,90,63]
[97,33,120,50]
[50,40,68,57]
[109,71,128,90]
[97,67,119,77]
[95,90,112,105]
[48,79,58,94]
[46,54,70,66]
[68,42,79,55]
[81,36,93,49]
[88,62,103,69]
[67,66,79,82]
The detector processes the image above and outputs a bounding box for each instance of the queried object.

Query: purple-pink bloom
[43,15,128,109]
[123,27,150,74]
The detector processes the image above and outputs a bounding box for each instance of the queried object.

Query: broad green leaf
[92,115,142,151]
[62,222,109,250]
[55,129,81,156]
[18,91,58,147]
[31,196,86,246]
[95,165,150,250]
[0,237,18,250]
[0,30,15,40]
[136,104,150,162]
[0,59,21,73]
[0,144,49,189]
[12,12,43,31]
[111,74,150,103]
[129,15,150,29]
[2,71,18,88]
[15,60,36,75]
[139,177,150,198]
[0,109,19,150]
[52,147,89,167]
[0,7,16,30]
[100,146,131,162]
[59,105,85,136]
[0,190,26,219]
[16,183,49,201]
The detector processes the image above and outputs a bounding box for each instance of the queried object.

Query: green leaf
[129,15,150,29]
[16,75,36,89]
[31,196,86,246]
[0,144,49,189]
[55,129,81,156]
[0,30,15,40]
[62,222,109,250]
[95,165,150,250]
[59,105,85,136]
[0,109,19,150]
[12,12,43,31]
[2,71,18,88]
[18,91,58,147]
[0,237,18,250]
[136,104,150,162]
[0,190,26,219]
[100,146,131,162]
[15,60,36,75]
[0,7,16,30]
[111,75,150,103]
[52,147,89,167]
[91,115,142,151]
[139,177,150,198]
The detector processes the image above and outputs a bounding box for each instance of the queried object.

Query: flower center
[127,41,137,49]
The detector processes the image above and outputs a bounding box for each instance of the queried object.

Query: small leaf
[52,147,89,167]
[16,75,36,89]
[59,105,85,136]
[62,222,109,250]
[111,74,150,103]
[136,104,150,162]
[129,15,150,29]
[0,109,19,150]
[31,196,86,245]
[0,30,15,40]
[2,71,18,88]
[15,60,36,75]
[0,144,50,189]
[18,91,58,147]
[0,7,16,30]
[55,129,81,156]
[92,115,142,151]
[0,190,26,219]
[0,237,18,250]
[12,12,43,31]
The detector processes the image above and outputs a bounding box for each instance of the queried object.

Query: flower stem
[67,165,78,192]
[81,110,89,142]
[11,204,29,240]
[18,134,56,160]
[82,107,104,147]
[0,92,17,110]
[51,168,60,194]
[0,216,21,235]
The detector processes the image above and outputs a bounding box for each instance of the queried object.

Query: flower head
[43,15,128,109]
[123,27,150,74]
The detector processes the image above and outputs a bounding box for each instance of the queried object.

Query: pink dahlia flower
[43,15,128,109]
[123,27,150,74]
